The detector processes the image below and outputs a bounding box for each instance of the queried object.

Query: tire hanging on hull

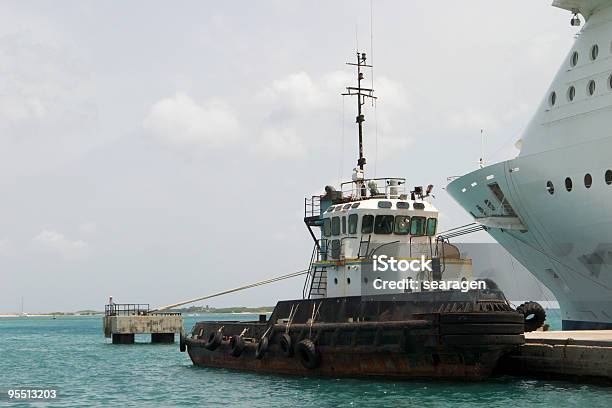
[517,301,546,332]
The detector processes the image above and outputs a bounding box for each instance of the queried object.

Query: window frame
[323,218,331,237]
[348,214,358,234]
[374,214,395,235]
[410,216,426,236]
[426,218,437,236]
[394,215,410,235]
[361,214,374,234]
[331,216,341,236]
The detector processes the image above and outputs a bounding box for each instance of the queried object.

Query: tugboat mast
[343,52,377,172]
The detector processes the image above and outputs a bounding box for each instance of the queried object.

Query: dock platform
[500,330,612,382]
[103,304,185,346]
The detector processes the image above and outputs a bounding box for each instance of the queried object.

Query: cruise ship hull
[448,136,612,329]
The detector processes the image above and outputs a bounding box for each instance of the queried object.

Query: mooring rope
[152,269,309,312]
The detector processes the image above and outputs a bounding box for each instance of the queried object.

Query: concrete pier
[500,330,612,382]
[103,304,184,346]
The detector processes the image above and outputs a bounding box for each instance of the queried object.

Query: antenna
[479,128,485,169]
[342,52,377,172]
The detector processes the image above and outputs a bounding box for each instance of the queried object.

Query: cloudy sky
[0,1,577,312]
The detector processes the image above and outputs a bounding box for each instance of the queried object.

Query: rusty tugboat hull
[185,292,525,380]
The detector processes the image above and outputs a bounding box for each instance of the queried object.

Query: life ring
[279,333,293,357]
[230,335,245,357]
[255,336,269,360]
[517,301,546,332]
[204,330,223,351]
[296,339,320,369]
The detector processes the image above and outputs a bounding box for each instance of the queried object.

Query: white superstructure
[448,0,612,329]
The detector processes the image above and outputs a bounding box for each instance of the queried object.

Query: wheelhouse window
[341,216,347,234]
[374,215,394,234]
[351,202,360,208]
[343,204,351,210]
[378,201,392,209]
[361,215,374,234]
[323,218,331,237]
[331,217,340,236]
[394,215,410,235]
[348,214,358,234]
[410,216,426,236]
[396,201,410,209]
[427,218,437,236]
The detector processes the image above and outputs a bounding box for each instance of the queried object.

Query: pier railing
[105,303,181,316]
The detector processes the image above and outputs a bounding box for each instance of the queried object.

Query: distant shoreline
[0,306,275,317]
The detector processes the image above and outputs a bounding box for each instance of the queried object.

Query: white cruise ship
[447,0,612,329]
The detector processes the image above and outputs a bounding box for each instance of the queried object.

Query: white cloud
[142,92,242,148]
[0,31,92,124]
[33,230,90,261]
[253,127,307,159]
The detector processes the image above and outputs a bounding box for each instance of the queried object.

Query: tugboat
[184,52,525,380]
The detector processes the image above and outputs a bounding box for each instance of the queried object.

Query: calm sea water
[0,312,610,407]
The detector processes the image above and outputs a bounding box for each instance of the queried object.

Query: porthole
[363,277,368,284]
[347,278,351,285]
[546,181,555,195]
[591,44,599,60]
[549,91,557,106]
[334,278,338,285]
[588,80,596,96]
[608,74,612,90]
[606,170,612,185]
[565,177,573,192]
[584,173,592,188]
[570,51,579,67]
[567,86,576,101]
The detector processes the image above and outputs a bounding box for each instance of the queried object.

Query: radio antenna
[342,53,377,172]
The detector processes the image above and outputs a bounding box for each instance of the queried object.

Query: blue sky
[0,1,576,312]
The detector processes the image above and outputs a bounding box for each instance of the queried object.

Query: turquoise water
[0,313,610,407]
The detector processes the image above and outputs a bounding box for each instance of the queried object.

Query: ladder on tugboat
[303,243,328,299]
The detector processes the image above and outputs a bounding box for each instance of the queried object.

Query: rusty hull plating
[185,293,525,380]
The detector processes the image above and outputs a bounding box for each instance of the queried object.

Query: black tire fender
[517,301,546,332]
[279,333,293,357]
[296,339,320,369]
[230,335,245,357]
[255,336,269,360]
[204,330,223,351]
